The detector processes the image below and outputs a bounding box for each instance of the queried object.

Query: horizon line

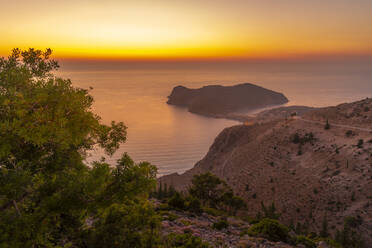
[1,49,372,63]
[55,53,372,63]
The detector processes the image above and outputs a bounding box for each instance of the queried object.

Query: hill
[160,98,372,244]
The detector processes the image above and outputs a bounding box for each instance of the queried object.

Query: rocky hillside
[159,207,297,248]
[167,83,288,117]
[160,98,372,244]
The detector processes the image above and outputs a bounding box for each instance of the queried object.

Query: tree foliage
[0,48,158,247]
[188,172,246,214]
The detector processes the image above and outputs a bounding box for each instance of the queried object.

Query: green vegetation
[320,215,329,238]
[162,233,209,248]
[155,173,246,216]
[168,192,186,210]
[247,218,289,242]
[260,201,280,220]
[345,130,354,137]
[335,216,364,248]
[0,48,155,247]
[357,139,364,148]
[325,119,331,130]
[212,217,229,230]
[291,132,315,156]
[296,235,317,248]
[188,172,246,215]
[0,48,366,248]
[291,132,315,144]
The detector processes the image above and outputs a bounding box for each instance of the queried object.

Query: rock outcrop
[167,83,289,117]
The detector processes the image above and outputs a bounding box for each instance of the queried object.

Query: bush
[247,218,289,242]
[203,207,224,217]
[296,235,316,248]
[212,218,229,230]
[164,212,179,221]
[163,233,210,248]
[292,132,315,145]
[168,192,186,210]
[325,119,331,130]
[187,197,202,214]
[357,139,364,148]
[292,133,301,144]
[346,130,354,137]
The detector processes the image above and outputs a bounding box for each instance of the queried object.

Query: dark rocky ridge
[167,83,289,117]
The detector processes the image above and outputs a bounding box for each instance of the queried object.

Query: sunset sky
[1,0,372,60]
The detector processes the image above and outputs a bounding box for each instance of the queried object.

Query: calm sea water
[58,60,372,176]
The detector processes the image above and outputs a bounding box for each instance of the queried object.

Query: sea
[58,59,372,176]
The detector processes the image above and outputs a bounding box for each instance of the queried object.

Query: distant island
[167,83,289,118]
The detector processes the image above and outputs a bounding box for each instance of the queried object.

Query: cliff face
[167,83,289,116]
[160,98,372,243]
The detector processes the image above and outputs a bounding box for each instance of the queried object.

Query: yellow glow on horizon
[1,0,372,60]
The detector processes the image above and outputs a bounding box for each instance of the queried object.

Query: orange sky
[1,0,372,60]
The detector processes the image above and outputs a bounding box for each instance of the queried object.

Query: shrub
[324,119,331,130]
[245,184,250,191]
[345,130,353,137]
[320,215,329,238]
[292,133,301,144]
[212,218,229,230]
[203,207,224,217]
[296,235,316,248]
[164,212,179,221]
[334,216,365,248]
[292,132,315,145]
[168,192,186,210]
[261,201,280,220]
[247,218,289,242]
[344,216,362,228]
[187,197,202,214]
[357,139,364,148]
[163,233,210,248]
[297,146,303,156]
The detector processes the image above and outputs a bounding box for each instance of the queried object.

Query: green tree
[222,192,246,215]
[324,119,330,130]
[187,196,202,214]
[168,192,186,210]
[189,172,227,207]
[0,48,158,247]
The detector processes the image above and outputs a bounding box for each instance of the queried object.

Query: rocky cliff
[167,83,289,117]
[160,98,372,244]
